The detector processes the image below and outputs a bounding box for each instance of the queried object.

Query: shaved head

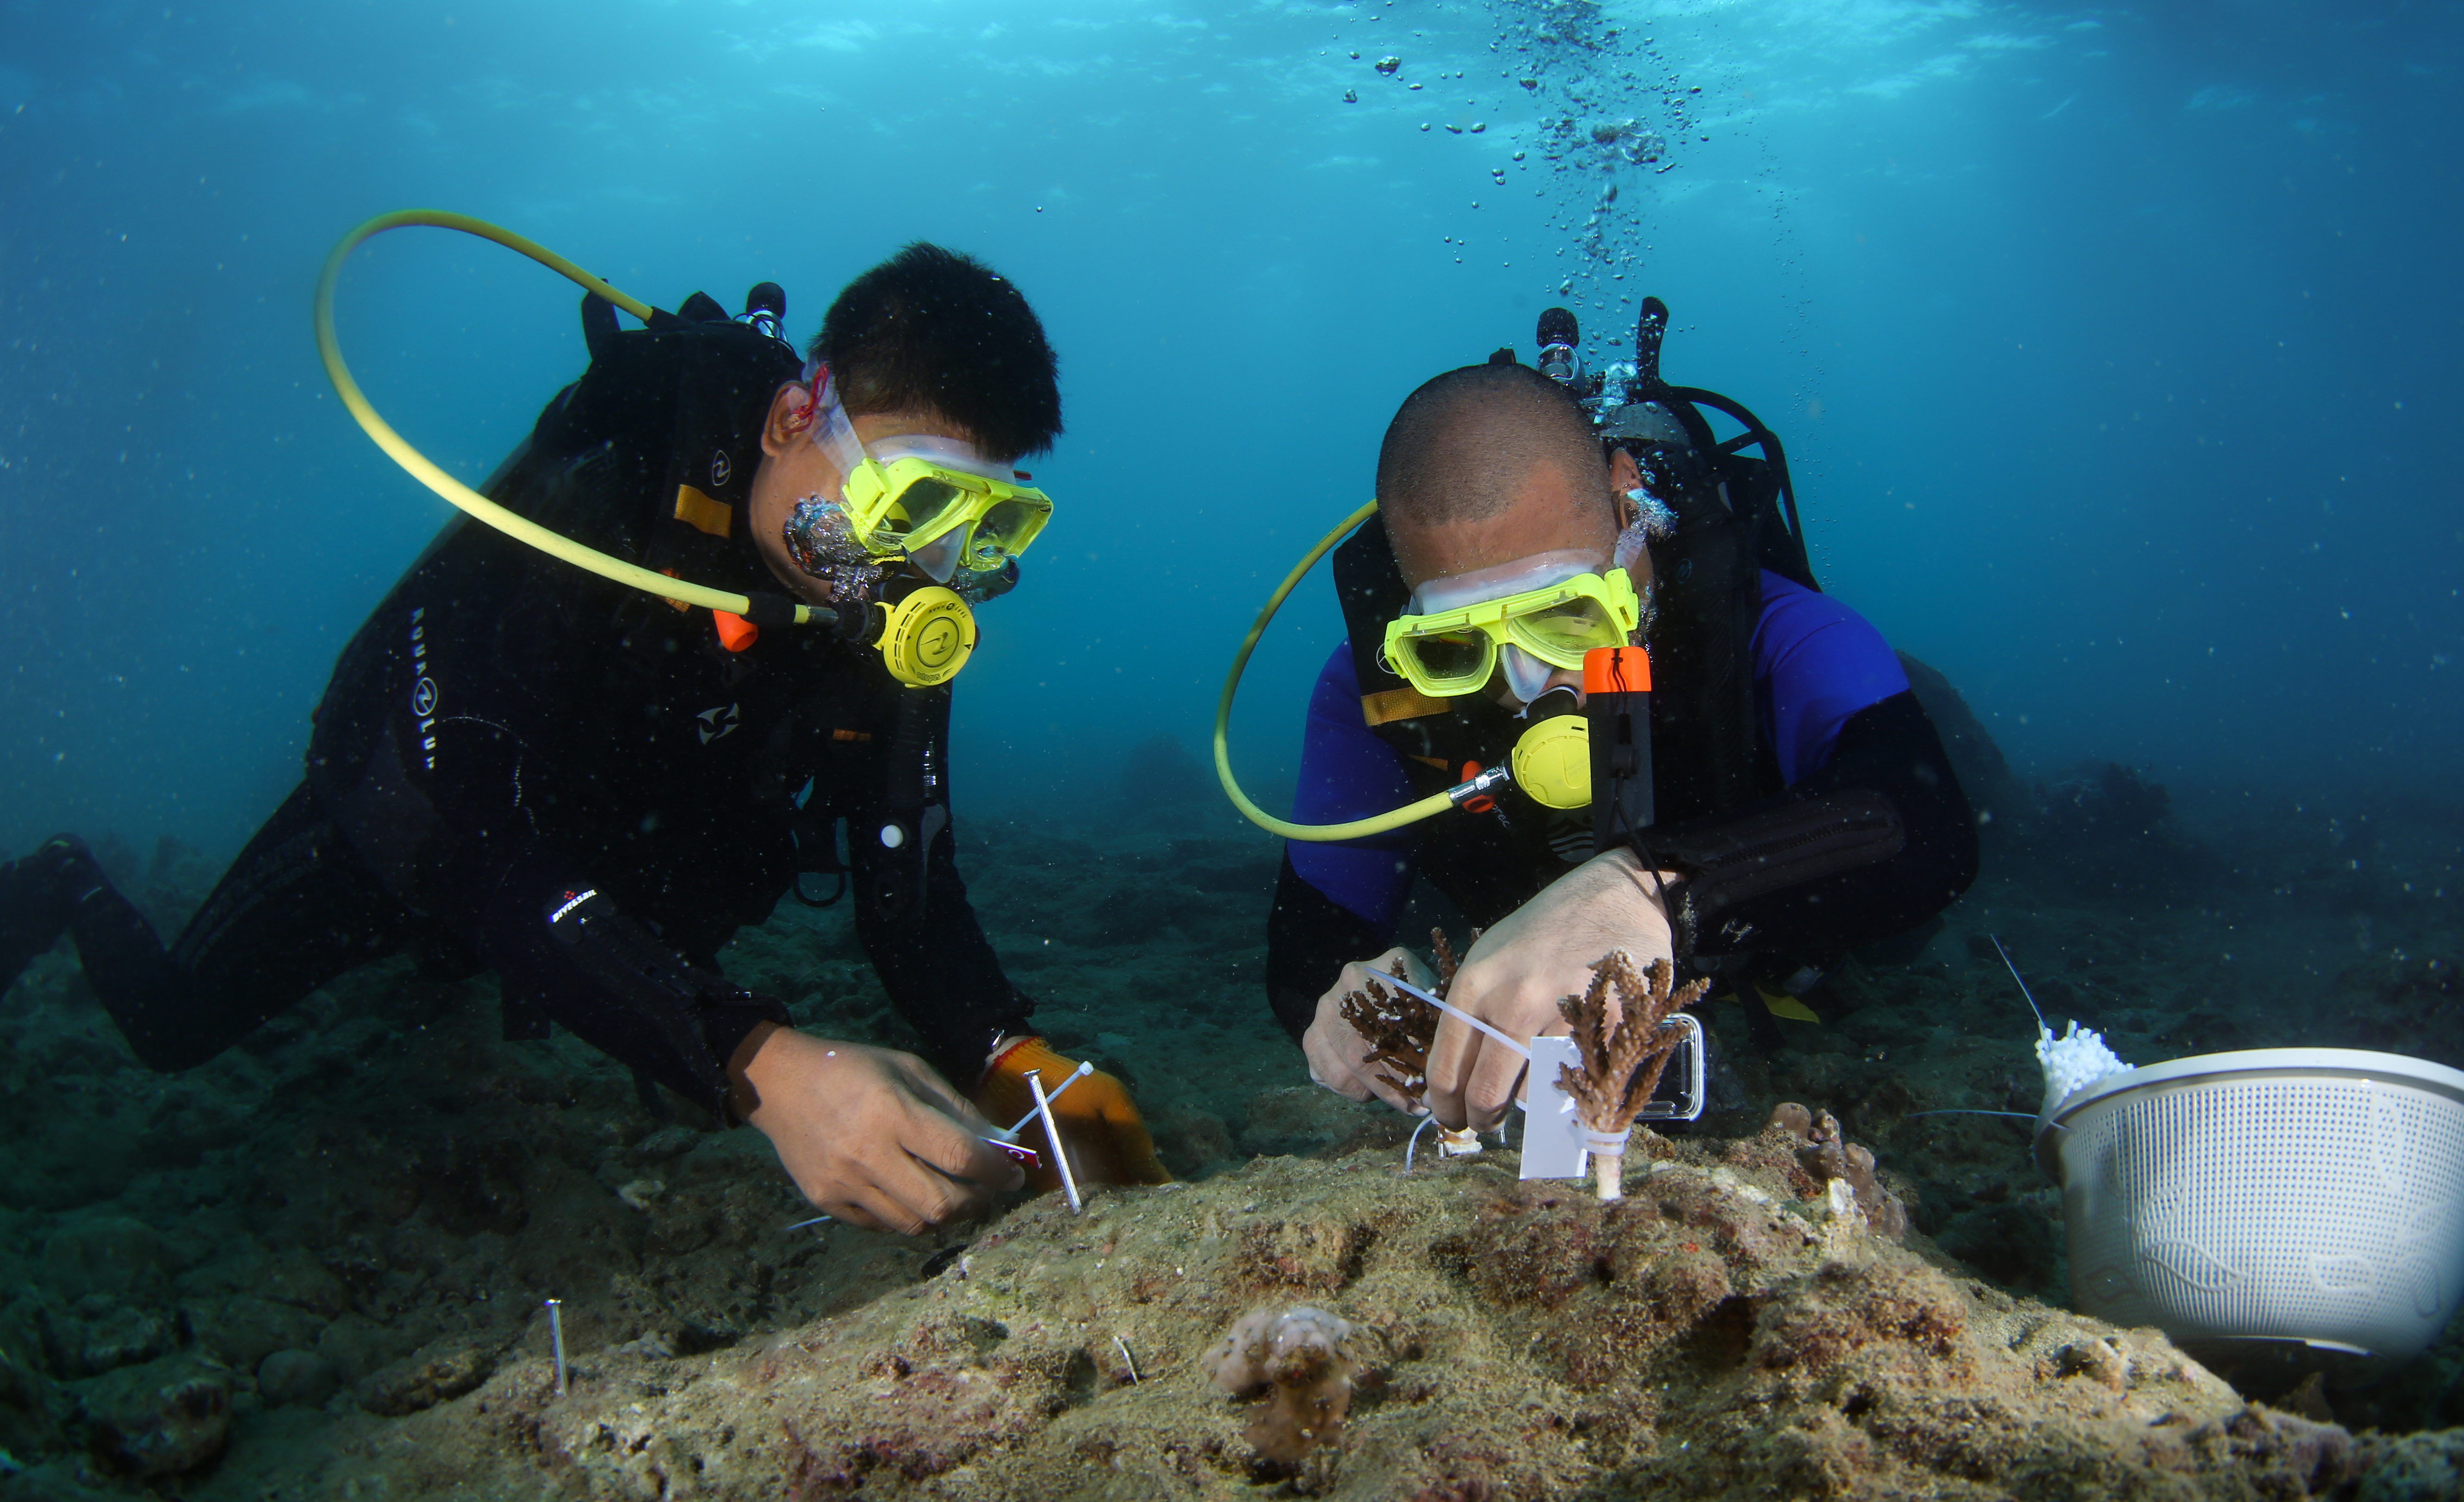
[1376,363,1605,530]
[1376,362,1620,587]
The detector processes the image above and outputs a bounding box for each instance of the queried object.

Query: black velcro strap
[740,592,802,627]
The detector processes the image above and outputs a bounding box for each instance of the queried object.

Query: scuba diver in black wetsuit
[0,238,1167,1234]
[1235,301,1979,1133]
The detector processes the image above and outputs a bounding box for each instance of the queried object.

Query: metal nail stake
[1025,1069,1083,1214]
[546,1298,568,1397]
[999,1060,1092,1142]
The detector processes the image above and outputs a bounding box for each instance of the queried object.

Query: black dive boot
[0,835,108,992]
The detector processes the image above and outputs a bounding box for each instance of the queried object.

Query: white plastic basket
[2036,1048,2464,1385]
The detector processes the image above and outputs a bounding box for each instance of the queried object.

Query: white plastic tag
[1519,1036,1592,1181]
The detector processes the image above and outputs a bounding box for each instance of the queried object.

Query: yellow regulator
[875,587,977,688]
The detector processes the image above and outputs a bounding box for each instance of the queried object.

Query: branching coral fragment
[1338,977,1434,1109]
[1336,927,1471,1111]
[1556,951,1708,1201]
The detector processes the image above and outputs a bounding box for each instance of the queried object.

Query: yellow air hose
[312,210,819,625]
[1213,501,1463,841]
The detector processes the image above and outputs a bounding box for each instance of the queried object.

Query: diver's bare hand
[1424,849,1678,1132]
[1302,947,1436,1115]
[732,1026,1024,1234]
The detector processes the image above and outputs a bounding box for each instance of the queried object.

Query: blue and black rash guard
[1266,572,1976,1039]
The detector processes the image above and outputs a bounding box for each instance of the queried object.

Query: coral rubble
[1761,1101,1912,1242]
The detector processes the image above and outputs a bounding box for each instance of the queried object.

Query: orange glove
[975,1038,1172,1191]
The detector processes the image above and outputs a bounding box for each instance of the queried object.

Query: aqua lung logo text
[408,608,437,770]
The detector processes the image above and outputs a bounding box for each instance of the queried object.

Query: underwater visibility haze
[3,0,2463,1497]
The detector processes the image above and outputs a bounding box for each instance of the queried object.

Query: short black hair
[811,243,1062,460]
[1376,362,1603,527]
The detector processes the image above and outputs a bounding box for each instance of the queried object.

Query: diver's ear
[762,381,815,458]
[1607,446,1643,528]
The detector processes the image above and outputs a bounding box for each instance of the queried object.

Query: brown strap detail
[657,567,689,612]
[1361,686,1450,726]
[673,484,734,539]
[832,728,873,743]
[1408,754,1449,770]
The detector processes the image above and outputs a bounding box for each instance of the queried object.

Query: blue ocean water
[10,6,2464,1484]
[3,1,2458,854]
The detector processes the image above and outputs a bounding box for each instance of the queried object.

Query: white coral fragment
[2036,1020,2132,1117]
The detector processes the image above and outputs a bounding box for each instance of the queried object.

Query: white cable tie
[1581,1127,1632,1153]
[1370,966,1531,1060]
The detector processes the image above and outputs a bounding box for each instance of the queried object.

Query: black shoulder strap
[1658,384,1818,593]
[865,686,953,921]
[492,298,800,582]
[1644,468,1773,823]
[1331,513,1415,703]
[1716,451,1818,593]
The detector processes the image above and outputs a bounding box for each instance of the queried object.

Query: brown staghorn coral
[1335,927,1473,1111]
[1337,977,1432,1109]
[1764,1102,1911,1242]
[1557,951,1709,1202]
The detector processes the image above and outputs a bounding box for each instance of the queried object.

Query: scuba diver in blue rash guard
[0,236,1168,1234]
[1259,300,1979,1133]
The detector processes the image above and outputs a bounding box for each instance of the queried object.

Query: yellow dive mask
[1382,561,1641,699]
[1215,503,1638,842]
[801,360,1051,578]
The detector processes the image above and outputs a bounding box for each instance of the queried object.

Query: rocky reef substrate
[205,1129,2408,1500]
[2,781,2460,1496]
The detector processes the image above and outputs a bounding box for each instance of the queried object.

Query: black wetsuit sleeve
[1642,690,1978,961]
[416,792,789,1119]
[847,817,1032,1087]
[1265,852,1393,1043]
[310,557,788,1119]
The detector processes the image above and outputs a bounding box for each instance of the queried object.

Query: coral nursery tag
[1520,1036,1592,1181]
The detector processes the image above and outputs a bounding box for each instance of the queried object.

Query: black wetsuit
[0,302,1028,1113]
